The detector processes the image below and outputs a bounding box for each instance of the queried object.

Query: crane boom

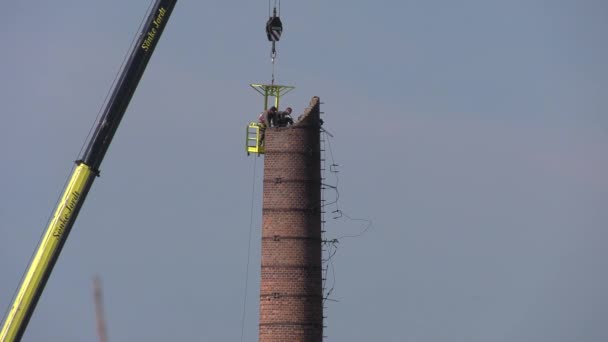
[0,1,176,340]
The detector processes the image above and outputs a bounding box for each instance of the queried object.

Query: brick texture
[260,97,323,342]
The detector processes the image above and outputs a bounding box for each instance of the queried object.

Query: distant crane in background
[93,277,109,342]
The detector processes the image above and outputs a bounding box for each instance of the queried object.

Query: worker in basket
[258,106,278,146]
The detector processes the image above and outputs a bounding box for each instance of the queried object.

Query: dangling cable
[240,156,259,342]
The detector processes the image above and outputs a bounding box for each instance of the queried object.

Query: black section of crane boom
[1,1,176,341]
[82,0,177,172]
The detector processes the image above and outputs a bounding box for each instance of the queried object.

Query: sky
[1,0,607,341]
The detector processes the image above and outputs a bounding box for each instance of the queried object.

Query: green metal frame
[246,83,295,156]
[250,83,295,111]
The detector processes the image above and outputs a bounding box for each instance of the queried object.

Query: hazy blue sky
[1,1,607,341]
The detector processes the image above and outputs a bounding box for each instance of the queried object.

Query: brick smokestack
[259,97,323,342]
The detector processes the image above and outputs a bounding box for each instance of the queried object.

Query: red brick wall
[259,97,323,342]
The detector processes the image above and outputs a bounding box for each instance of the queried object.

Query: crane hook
[266,6,282,61]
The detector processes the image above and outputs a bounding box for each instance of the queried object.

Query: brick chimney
[259,97,323,342]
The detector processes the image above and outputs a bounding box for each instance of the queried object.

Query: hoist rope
[240,156,259,342]
[271,56,276,85]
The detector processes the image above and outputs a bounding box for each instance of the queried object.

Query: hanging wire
[337,214,373,240]
[319,127,374,310]
[321,131,340,209]
[240,156,259,342]
[322,239,339,306]
[324,131,373,239]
